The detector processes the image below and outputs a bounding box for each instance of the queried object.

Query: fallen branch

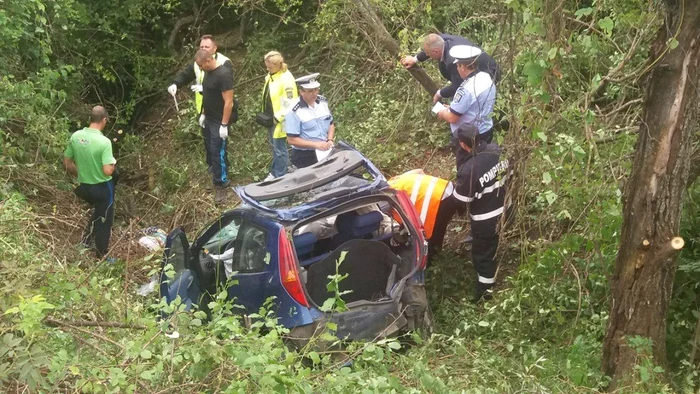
[45,318,146,330]
[46,319,127,350]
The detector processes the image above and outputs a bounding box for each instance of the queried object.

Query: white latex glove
[190,84,203,93]
[167,84,177,96]
[219,124,229,139]
[198,114,206,128]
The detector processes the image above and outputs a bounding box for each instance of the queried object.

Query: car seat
[293,232,317,260]
[331,210,383,249]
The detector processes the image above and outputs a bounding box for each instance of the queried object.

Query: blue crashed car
[160,143,431,342]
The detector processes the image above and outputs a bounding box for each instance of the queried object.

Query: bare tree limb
[351,0,439,96]
[46,318,146,330]
[168,15,197,51]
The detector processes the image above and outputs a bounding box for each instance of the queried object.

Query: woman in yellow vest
[388,169,459,263]
[260,51,298,181]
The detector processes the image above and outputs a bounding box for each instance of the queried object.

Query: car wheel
[416,305,434,338]
[401,285,434,339]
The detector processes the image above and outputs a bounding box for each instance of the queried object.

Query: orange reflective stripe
[388,173,447,239]
[421,177,447,238]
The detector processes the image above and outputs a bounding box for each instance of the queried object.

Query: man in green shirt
[64,106,117,258]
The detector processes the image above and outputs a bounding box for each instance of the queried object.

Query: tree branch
[46,318,146,330]
[168,15,197,51]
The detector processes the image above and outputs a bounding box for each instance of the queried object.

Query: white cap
[295,73,321,89]
[450,45,482,64]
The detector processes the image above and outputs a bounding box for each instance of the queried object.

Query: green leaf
[542,172,552,185]
[387,341,401,350]
[477,321,490,327]
[321,298,335,311]
[140,350,152,359]
[668,38,679,50]
[189,319,202,327]
[308,351,321,364]
[140,370,153,380]
[544,190,558,205]
[639,366,650,382]
[598,17,614,35]
[523,61,544,86]
[4,307,19,315]
[574,7,593,19]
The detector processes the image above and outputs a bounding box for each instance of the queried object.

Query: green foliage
[320,251,351,312]
[4,0,697,391]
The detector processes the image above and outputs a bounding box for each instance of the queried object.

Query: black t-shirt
[202,65,234,122]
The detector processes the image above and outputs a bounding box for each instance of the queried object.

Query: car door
[224,217,275,314]
[190,212,274,315]
[160,228,200,310]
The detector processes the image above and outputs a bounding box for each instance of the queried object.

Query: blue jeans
[268,126,288,177]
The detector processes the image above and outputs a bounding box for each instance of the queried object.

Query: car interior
[292,198,418,307]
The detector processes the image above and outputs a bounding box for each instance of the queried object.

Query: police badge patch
[286,88,293,99]
[453,91,464,103]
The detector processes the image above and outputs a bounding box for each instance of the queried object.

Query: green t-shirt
[64,127,116,184]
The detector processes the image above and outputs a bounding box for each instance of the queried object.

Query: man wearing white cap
[436,45,497,155]
[284,73,336,169]
[401,33,500,104]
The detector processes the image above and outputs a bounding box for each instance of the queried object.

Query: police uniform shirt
[284,96,334,150]
[452,142,508,237]
[449,71,496,135]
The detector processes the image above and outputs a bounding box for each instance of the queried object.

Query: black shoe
[471,290,493,304]
[472,284,494,304]
[214,186,228,206]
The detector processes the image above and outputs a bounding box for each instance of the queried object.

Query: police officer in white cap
[436,45,497,162]
[401,33,500,104]
[284,73,336,169]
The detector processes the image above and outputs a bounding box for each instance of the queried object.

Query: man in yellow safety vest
[168,35,236,175]
[387,169,459,263]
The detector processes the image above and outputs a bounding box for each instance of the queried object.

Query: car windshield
[258,167,375,209]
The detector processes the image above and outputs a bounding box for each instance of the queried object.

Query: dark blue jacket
[416,34,501,99]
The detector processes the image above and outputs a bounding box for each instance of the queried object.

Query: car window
[202,217,241,255]
[233,224,269,273]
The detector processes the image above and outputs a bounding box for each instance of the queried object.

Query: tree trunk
[602,0,700,389]
[352,0,440,96]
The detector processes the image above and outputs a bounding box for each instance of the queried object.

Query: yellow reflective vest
[193,53,232,113]
[262,69,298,139]
[387,172,449,239]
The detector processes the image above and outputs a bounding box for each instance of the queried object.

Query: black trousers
[203,119,229,185]
[471,233,499,294]
[291,149,317,169]
[75,181,115,257]
[427,196,458,261]
[202,125,212,169]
